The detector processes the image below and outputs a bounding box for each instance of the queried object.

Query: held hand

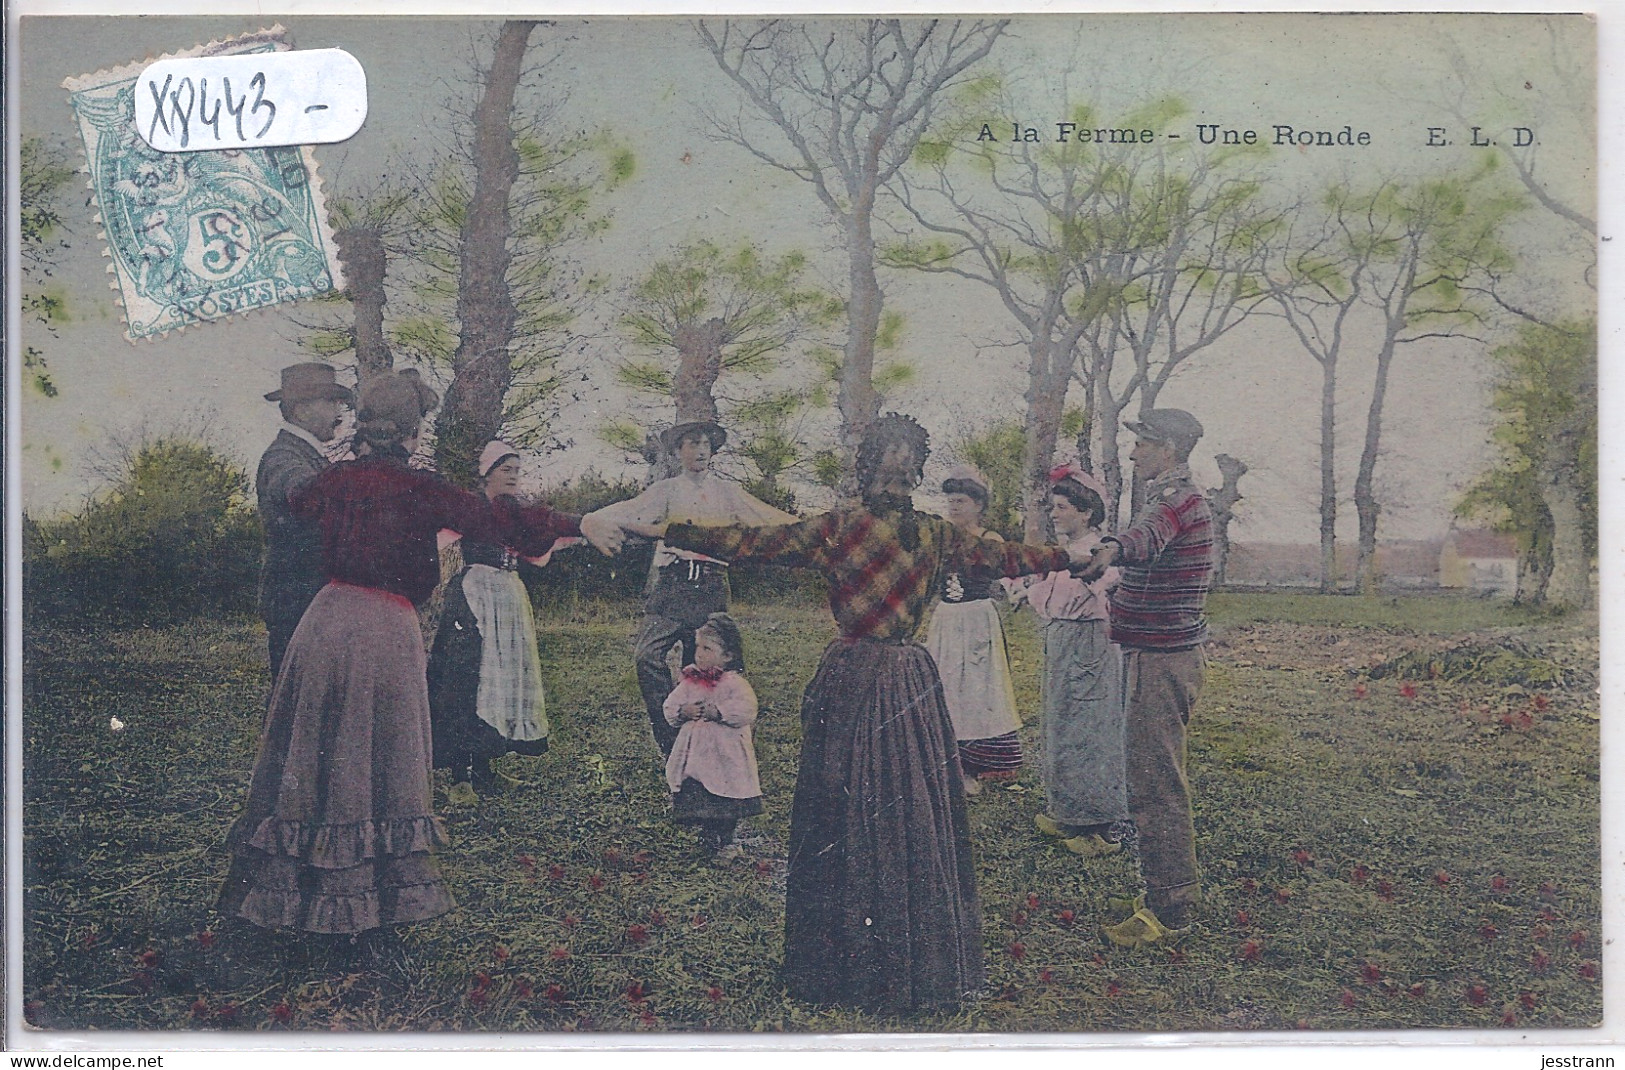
[1069,542,1117,583]
[579,510,625,557]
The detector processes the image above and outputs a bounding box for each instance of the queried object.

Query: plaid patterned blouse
[668,503,1070,642]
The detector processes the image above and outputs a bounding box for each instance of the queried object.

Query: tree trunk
[334,226,392,381]
[1353,340,1395,594]
[1318,355,1338,592]
[1020,335,1068,543]
[837,197,882,501]
[672,317,726,424]
[1208,453,1248,588]
[1541,426,1591,608]
[1095,384,1127,529]
[433,19,536,486]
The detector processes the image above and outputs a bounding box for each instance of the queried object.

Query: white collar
[280,422,329,453]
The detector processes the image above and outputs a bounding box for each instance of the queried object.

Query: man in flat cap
[258,363,354,682]
[590,420,796,757]
[1076,408,1215,947]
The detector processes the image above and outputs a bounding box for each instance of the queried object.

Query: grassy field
[20,590,1601,1035]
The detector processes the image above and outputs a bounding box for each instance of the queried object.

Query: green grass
[20,592,1600,1034]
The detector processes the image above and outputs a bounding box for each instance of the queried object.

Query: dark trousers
[1123,646,1205,925]
[634,567,730,756]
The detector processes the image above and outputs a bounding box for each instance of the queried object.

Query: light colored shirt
[663,670,762,799]
[1012,530,1119,622]
[280,421,329,454]
[590,469,796,567]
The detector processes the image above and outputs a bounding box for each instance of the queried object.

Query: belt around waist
[661,560,727,579]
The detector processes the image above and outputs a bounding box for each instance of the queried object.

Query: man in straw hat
[1075,408,1215,947]
[257,362,354,681]
[589,420,796,757]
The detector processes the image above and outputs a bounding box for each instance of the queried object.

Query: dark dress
[217,451,579,934]
[256,429,330,681]
[428,538,551,780]
[667,501,1068,1013]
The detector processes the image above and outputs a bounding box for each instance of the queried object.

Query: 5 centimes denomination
[62,27,345,342]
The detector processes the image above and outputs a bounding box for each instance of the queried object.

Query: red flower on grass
[632,849,654,866]
[1234,910,1251,927]
[1240,878,1259,894]
[1026,892,1041,910]
[270,1001,293,1024]
[1399,682,1418,699]
[514,980,533,999]
[649,910,667,927]
[549,947,571,962]
[1360,962,1383,984]
[1352,683,1368,699]
[690,913,708,929]
[624,981,648,1003]
[541,864,563,884]
[196,930,216,950]
[1531,948,1552,973]
[1238,940,1263,963]
[1407,983,1426,1000]
[706,985,725,1003]
[544,984,566,1003]
[216,1002,239,1023]
[81,928,99,949]
[1292,849,1314,868]
[494,944,510,962]
[1038,968,1055,983]
[1490,875,1509,891]
[639,1009,658,1027]
[1106,981,1122,998]
[138,948,161,969]
[472,971,492,992]
[1466,984,1489,1006]
[1350,865,1369,885]
[191,998,210,1019]
[1055,909,1076,928]
[1375,880,1396,902]
[1538,907,1559,923]
[1568,929,1588,951]
[467,987,488,1008]
[1520,991,1539,1011]
[1340,990,1356,1009]
[1010,909,1030,928]
[1007,941,1027,961]
[1578,961,1599,981]
[631,871,650,885]
[129,970,154,993]
[1273,888,1292,905]
[1533,694,1551,710]
[1166,947,1187,964]
[1500,1005,1517,1026]
[587,873,606,892]
[625,924,650,946]
[562,914,580,930]
[1433,870,1451,887]
[754,860,772,878]
[1478,922,1499,942]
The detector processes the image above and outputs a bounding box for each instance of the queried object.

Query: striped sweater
[1105,467,1214,651]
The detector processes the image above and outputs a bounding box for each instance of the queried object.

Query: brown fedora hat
[265,363,355,405]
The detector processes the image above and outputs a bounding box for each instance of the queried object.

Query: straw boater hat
[264,362,355,405]
[479,441,521,479]
[660,420,727,453]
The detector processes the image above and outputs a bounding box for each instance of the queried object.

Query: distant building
[1439,528,1518,595]
[1225,539,1443,590]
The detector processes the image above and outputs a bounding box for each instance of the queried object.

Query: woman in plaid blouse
[639,414,1085,1013]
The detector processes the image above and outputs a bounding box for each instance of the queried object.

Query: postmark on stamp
[63,27,344,342]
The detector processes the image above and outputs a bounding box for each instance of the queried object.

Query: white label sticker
[134,48,367,152]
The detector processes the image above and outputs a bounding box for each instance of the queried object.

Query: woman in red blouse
[635,414,1088,1014]
[217,370,582,942]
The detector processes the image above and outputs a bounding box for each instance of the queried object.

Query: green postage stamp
[62,27,343,342]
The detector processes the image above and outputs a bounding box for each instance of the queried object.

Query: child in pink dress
[663,613,762,861]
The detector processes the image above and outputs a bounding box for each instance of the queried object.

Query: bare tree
[1344,168,1524,591]
[1207,453,1248,587]
[699,17,1007,492]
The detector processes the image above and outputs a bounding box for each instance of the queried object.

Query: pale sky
[16,13,1596,543]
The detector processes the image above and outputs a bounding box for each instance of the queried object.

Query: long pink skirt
[217,582,455,934]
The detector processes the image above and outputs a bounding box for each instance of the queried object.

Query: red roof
[1447,529,1517,560]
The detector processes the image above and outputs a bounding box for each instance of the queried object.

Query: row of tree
[23,19,1595,607]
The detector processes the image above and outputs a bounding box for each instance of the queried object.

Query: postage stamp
[62,27,344,342]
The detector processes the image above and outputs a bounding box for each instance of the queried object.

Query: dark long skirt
[782,638,983,1014]
[218,582,455,934]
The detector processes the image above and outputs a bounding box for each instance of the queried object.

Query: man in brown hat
[589,420,796,756]
[258,362,354,681]
[1075,407,1215,947]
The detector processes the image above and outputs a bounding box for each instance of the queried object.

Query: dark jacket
[256,429,330,627]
